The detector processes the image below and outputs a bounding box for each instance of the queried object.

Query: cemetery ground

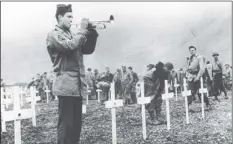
[1,92,232,144]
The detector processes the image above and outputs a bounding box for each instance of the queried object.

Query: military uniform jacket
[186,54,205,82]
[46,25,98,97]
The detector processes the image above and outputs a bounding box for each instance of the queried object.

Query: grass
[1,92,232,144]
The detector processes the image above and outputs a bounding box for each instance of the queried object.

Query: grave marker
[162,80,174,130]
[137,82,151,140]
[105,83,123,144]
[182,78,191,124]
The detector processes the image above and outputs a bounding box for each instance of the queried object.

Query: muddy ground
[1,92,232,144]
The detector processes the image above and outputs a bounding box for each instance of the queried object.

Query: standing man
[205,61,213,96]
[105,66,114,83]
[186,46,211,110]
[93,69,100,98]
[224,64,232,91]
[128,66,139,103]
[212,52,228,100]
[86,68,95,99]
[46,4,99,144]
[113,69,122,99]
[121,66,133,105]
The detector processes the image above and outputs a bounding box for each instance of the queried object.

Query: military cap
[212,52,219,56]
[165,62,174,71]
[128,66,133,70]
[87,68,92,71]
[55,4,72,20]
[189,45,196,50]
[147,64,155,69]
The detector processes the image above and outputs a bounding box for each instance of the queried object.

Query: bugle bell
[72,15,114,30]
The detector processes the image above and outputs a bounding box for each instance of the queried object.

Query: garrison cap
[55,4,72,19]
[212,52,219,57]
[189,45,196,50]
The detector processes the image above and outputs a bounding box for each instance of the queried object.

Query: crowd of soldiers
[27,71,56,102]
[85,66,139,105]
[86,46,232,125]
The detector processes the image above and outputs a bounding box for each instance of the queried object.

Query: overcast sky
[1,2,231,84]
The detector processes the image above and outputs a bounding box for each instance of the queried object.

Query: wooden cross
[105,82,123,144]
[44,85,50,103]
[174,78,180,101]
[86,85,91,105]
[1,87,7,132]
[2,86,34,144]
[162,80,174,130]
[182,78,191,124]
[96,89,102,103]
[137,82,151,140]
[1,88,13,109]
[26,86,41,126]
[199,77,208,119]
[82,105,86,114]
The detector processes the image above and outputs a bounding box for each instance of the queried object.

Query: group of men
[44,4,232,144]
[27,71,55,102]
[85,66,139,105]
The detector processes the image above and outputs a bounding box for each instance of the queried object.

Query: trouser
[97,81,110,102]
[145,92,162,115]
[213,73,227,97]
[130,84,137,103]
[121,84,131,104]
[207,80,213,96]
[115,81,122,99]
[187,80,210,106]
[57,96,82,144]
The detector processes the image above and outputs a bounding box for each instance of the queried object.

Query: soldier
[212,52,228,100]
[145,62,172,124]
[46,4,99,144]
[105,66,114,83]
[224,64,232,91]
[113,69,122,99]
[93,69,100,98]
[128,66,139,103]
[186,46,211,111]
[205,61,213,96]
[86,68,95,99]
[121,66,134,105]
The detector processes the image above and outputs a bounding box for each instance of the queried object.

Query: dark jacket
[46,25,98,96]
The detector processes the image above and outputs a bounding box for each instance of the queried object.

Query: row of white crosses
[96,77,209,144]
[1,87,14,109]
[1,86,41,144]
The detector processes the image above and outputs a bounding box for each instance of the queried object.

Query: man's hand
[81,18,89,29]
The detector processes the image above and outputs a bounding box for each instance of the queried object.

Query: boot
[148,111,155,120]
[154,113,166,125]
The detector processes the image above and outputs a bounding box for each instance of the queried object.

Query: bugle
[72,15,114,30]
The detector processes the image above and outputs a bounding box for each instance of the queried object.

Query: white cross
[199,77,208,119]
[44,85,50,103]
[182,78,191,124]
[82,105,86,114]
[105,83,123,144]
[1,86,34,144]
[26,86,41,126]
[96,89,102,103]
[162,80,174,130]
[86,85,91,105]
[137,82,151,140]
[1,88,13,109]
[174,78,180,101]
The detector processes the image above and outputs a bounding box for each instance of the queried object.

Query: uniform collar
[55,25,73,39]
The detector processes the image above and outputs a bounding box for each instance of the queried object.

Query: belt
[56,71,85,77]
